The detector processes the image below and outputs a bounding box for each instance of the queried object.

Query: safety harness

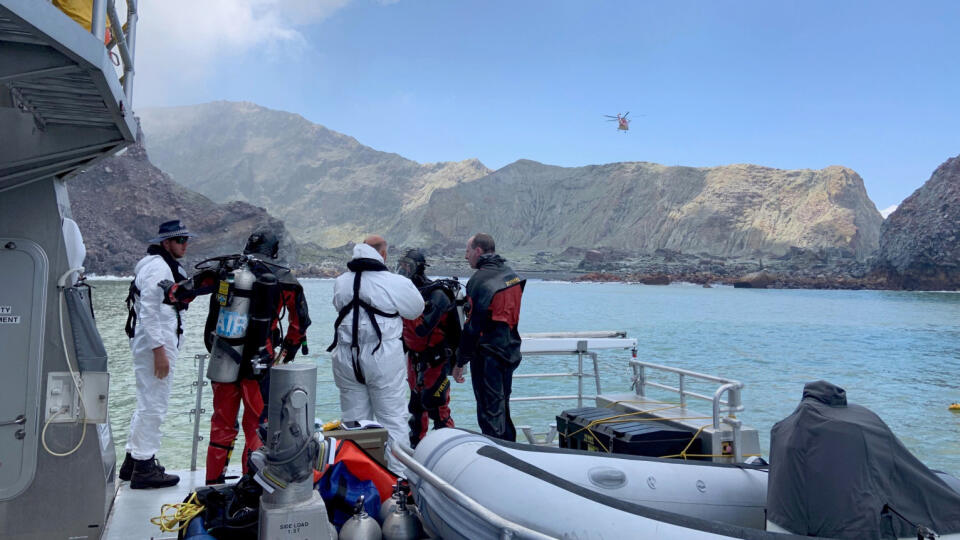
[327,258,398,384]
[124,244,189,344]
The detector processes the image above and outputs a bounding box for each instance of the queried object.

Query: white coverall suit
[332,243,424,474]
[125,254,183,461]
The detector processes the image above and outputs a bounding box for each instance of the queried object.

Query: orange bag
[332,439,397,503]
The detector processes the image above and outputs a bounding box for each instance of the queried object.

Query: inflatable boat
[398,382,960,539]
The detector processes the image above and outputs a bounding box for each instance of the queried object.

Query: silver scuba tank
[340,495,382,540]
[381,486,423,540]
[453,278,466,329]
[378,483,400,523]
[206,260,256,382]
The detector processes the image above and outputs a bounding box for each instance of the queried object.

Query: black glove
[279,340,299,363]
[157,279,175,304]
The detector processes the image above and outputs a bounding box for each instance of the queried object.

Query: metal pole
[390,442,554,540]
[90,0,107,42]
[638,365,646,397]
[712,383,739,430]
[678,373,686,409]
[190,354,207,471]
[122,0,138,107]
[590,352,601,394]
[576,340,587,408]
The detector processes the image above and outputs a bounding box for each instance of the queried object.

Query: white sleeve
[332,275,347,311]
[391,276,425,320]
[136,260,170,350]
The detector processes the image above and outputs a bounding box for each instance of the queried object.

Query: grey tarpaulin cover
[64,284,108,372]
[767,381,960,539]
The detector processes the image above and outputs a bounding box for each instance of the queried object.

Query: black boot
[118,452,134,481]
[130,457,180,489]
[121,453,166,481]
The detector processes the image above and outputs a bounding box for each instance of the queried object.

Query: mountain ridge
[139,101,882,261]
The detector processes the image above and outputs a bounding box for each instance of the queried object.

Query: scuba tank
[206,259,256,382]
[379,482,401,523]
[381,482,423,540]
[243,270,280,378]
[450,277,466,329]
[340,495,382,540]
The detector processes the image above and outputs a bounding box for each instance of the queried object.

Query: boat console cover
[767,380,960,539]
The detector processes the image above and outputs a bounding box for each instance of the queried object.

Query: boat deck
[103,467,242,540]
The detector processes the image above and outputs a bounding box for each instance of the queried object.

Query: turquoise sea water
[90,278,960,474]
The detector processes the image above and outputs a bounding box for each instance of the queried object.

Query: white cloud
[131,0,351,105]
[880,204,898,218]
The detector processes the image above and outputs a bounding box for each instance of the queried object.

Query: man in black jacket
[452,233,526,441]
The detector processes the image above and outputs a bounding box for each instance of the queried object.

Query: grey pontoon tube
[390,441,556,540]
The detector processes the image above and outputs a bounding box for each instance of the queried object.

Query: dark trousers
[470,353,519,441]
[407,356,454,447]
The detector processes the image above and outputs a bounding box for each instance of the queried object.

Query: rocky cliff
[137,101,884,263]
[872,155,960,290]
[66,127,294,275]
[138,102,491,247]
[397,160,883,259]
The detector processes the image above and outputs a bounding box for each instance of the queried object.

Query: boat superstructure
[1,1,137,538]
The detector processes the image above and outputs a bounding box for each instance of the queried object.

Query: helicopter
[604,112,630,132]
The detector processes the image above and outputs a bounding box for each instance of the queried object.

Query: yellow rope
[565,400,749,460]
[566,408,713,439]
[662,423,710,460]
[150,492,205,533]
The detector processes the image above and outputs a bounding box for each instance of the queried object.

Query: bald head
[364,234,388,262]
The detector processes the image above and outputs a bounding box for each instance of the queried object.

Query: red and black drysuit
[458,254,525,442]
[402,280,461,447]
[165,258,310,483]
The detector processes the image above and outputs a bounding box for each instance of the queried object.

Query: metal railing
[87,0,139,107]
[184,334,637,459]
[511,340,599,445]
[391,441,555,540]
[512,340,601,407]
[629,360,745,461]
[510,332,638,445]
[188,353,209,471]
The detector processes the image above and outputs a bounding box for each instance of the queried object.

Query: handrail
[106,0,138,107]
[84,0,139,108]
[630,360,744,429]
[522,331,626,339]
[189,353,208,471]
[629,360,745,447]
[390,441,556,540]
[510,348,600,408]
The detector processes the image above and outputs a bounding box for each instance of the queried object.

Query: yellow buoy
[949,403,960,411]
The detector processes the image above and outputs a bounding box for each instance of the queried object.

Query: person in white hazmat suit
[328,235,424,474]
[119,220,192,489]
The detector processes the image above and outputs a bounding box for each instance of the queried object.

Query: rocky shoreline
[287,244,892,290]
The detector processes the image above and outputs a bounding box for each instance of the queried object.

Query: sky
[132,0,960,212]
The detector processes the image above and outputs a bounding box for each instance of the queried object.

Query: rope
[658,423,710,460]
[565,402,748,460]
[150,492,205,533]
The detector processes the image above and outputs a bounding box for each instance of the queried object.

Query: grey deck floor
[103,467,242,540]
